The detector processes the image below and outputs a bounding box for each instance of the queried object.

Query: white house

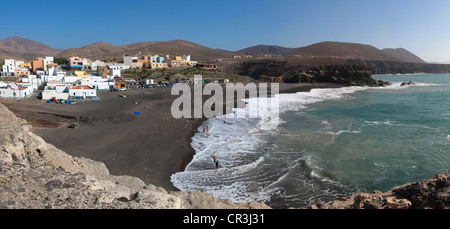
[182,55,191,62]
[44,56,54,63]
[0,82,33,99]
[79,76,114,90]
[2,59,15,76]
[42,86,69,100]
[15,60,24,68]
[108,65,122,77]
[64,76,79,83]
[67,85,97,99]
[90,60,106,71]
[20,75,43,90]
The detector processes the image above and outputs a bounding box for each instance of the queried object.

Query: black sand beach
[0,82,342,191]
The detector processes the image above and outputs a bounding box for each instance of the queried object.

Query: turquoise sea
[171,74,450,208]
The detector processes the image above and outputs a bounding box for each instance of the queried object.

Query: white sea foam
[326,130,362,136]
[363,120,399,127]
[171,85,398,204]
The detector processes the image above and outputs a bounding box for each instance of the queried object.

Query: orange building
[138,56,151,66]
[14,69,30,76]
[31,57,44,72]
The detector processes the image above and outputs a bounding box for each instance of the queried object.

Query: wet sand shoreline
[0,82,343,191]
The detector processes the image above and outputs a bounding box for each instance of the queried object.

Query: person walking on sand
[213,156,219,170]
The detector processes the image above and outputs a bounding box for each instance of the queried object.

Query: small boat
[119,94,126,98]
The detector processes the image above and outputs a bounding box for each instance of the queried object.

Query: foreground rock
[0,103,270,209]
[309,171,450,209]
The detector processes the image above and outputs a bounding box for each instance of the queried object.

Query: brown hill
[0,36,61,60]
[381,48,426,63]
[234,45,297,57]
[57,42,127,60]
[57,39,234,61]
[286,41,402,61]
[126,40,234,61]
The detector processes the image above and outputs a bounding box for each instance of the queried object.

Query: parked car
[119,87,127,91]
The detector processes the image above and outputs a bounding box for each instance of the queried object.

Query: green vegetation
[54,57,69,65]
[122,66,238,82]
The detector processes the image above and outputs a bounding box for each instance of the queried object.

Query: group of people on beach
[201,125,219,170]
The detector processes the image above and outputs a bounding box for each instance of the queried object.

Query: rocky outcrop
[226,58,390,87]
[282,65,391,87]
[309,171,450,209]
[0,103,270,209]
[400,81,416,86]
[361,60,450,75]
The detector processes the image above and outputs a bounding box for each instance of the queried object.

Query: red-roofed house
[67,85,97,99]
[0,82,33,99]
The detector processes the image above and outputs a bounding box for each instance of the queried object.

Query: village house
[63,75,79,83]
[0,81,34,99]
[14,67,30,77]
[74,71,90,78]
[114,81,127,89]
[108,64,124,77]
[41,84,70,100]
[19,62,32,70]
[69,57,84,69]
[89,60,106,71]
[123,55,143,69]
[67,85,97,99]
[80,76,115,90]
[20,75,43,90]
[31,57,45,73]
[151,62,168,69]
[197,63,217,69]
[2,59,16,76]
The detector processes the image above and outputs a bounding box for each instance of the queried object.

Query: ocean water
[171,74,450,208]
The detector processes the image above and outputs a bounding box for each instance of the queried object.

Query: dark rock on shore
[309,171,450,209]
[401,81,416,86]
[226,58,391,87]
[286,65,391,87]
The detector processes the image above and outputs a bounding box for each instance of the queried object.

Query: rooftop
[68,85,93,90]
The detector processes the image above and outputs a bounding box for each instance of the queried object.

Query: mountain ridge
[0,36,429,65]
[0,36,61,60]
[234,45,297,57]
[285,41,403,62]
[381,48,426,63]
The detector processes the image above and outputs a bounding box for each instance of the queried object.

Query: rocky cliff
[348,59,450,75]
[226,58,389,86]
[309,171,450,209]
[0,103,270,209]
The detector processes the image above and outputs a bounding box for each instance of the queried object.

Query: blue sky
[1,0,450,62]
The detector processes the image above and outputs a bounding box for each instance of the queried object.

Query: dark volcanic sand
[0,82,342,191]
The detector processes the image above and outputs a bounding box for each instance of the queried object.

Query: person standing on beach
[213,156,219,170]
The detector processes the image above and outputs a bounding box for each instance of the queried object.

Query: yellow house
[151,63,168,69]
[74,71,89,78]
[20,63,32,70]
